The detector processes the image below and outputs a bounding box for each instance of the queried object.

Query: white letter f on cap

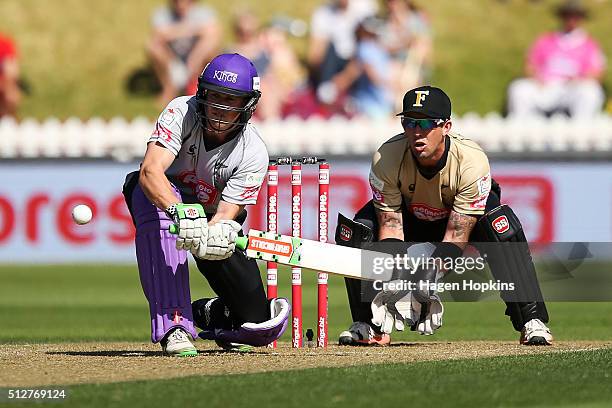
[413,90,429,107]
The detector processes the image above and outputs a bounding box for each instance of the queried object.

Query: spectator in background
[259,18,307,120]
[227,12,306,120]
[380,0,432,109]
[507,0,606,118]
[308,0,378,95]
[147,0,221,104]
[0,32,21,118]
[316,17,394,119]
[228,10,269,74]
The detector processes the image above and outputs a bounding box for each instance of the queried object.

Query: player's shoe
[161,328,198,357]
[214,339,254,353]
[338,321,390,346]
[520,319,553,345]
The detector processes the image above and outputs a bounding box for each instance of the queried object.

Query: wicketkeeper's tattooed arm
[443,210,478,250]
[377,210,404,241]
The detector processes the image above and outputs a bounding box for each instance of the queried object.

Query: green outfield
[1,264,611,407]
[41,349,612,408]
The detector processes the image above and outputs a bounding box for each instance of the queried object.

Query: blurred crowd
[143,0,433,121]
[0,0,608,120]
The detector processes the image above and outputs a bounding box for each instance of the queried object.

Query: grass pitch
[62,349,612,408]
[1,264,611,407]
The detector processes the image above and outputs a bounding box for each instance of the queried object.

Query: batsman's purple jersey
[149,95,269,213]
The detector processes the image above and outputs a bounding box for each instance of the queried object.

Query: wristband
[165,203,179,220]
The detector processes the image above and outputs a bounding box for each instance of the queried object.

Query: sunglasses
[401,117,446,130]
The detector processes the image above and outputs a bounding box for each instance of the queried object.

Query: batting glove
[201,220,241,261]
[166,203,208,258]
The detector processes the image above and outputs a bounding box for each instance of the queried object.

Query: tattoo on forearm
[380,212,403,230]
[449,211,477,242]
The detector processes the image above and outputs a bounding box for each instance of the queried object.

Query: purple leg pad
[199,298,290,347]
[131,184,198,343]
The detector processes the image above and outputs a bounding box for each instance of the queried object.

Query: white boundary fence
[1,114,612,160]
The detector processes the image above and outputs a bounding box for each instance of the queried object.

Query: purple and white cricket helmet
[199,53,261,96]
[196,53,261,130]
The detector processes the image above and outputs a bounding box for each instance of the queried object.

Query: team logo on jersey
[213,70,238,83]
[409,203,449,221]
[492,215,510,234]
[413,90,430,107]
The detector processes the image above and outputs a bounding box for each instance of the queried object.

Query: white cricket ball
[72,204,93,225]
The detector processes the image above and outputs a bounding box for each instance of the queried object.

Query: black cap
[556,0,588,18]
[397,86,451,119]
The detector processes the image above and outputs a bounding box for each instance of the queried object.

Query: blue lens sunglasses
[401,117,446,130]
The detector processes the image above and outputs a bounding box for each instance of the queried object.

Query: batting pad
[132,185,198,343]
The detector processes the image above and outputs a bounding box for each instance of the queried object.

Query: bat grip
[168,224,248,251]
[235,236,248,250]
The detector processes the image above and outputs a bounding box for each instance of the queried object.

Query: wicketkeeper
[123,53,289,356]
[336,86,552,346]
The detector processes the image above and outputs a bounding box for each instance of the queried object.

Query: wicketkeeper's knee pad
[196,298,290,347]
[474,204,549,330]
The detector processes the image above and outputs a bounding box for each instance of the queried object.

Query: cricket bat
[235,229,393,280]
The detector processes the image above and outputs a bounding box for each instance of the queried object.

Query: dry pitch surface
[2,341,611,387]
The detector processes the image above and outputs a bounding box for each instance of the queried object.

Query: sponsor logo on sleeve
[369,172,384,191]
[477,173,491,196]
[160,108,177,126]
[492,215,510,234]
[369,172,385,203]
[372,188,384,203]
[245,172,265,187]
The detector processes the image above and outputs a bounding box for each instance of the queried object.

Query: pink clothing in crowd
[527,28,606,82]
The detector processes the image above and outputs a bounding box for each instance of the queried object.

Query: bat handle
[168,224,248,251]
[235,236,248,250]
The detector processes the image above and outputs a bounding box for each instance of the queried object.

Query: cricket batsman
[336,86,553,346]
[122,53,289,356]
